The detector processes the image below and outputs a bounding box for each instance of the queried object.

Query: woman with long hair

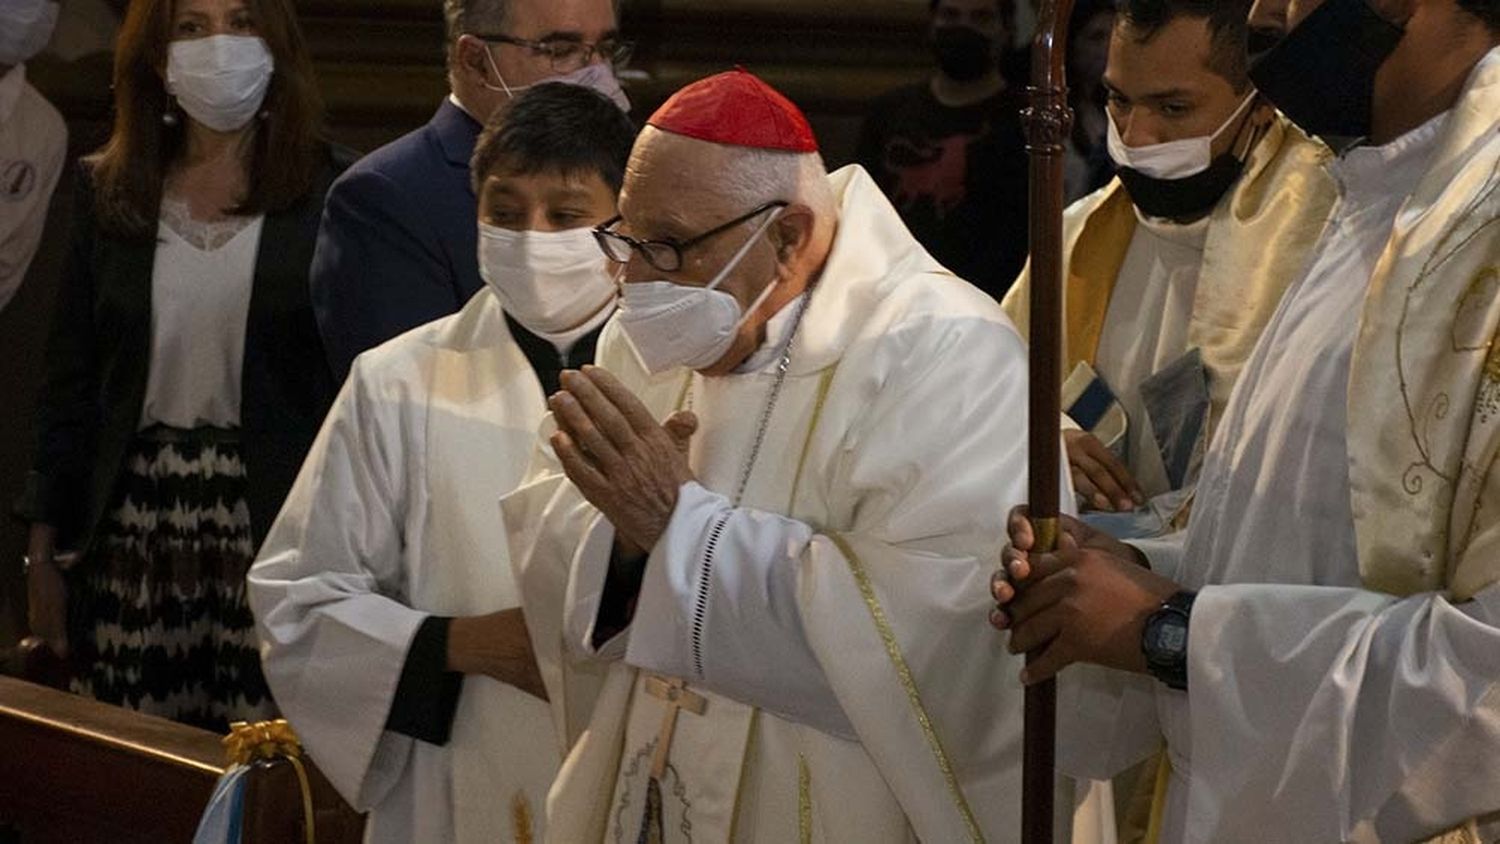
[18,0,350,731]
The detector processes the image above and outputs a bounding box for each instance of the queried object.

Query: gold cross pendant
[643,675,708,780]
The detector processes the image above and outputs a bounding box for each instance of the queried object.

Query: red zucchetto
[646,68,820,153]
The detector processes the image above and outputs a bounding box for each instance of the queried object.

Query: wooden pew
[0,675,365,844]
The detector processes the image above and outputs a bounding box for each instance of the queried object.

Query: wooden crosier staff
[1021,0,1074,841]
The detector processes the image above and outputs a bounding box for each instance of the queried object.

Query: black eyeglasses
[593,202,788,273]
[473,33,635,74]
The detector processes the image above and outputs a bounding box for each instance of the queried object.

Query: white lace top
[138,195,264,430]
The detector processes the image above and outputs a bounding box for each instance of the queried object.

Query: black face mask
[1246,27,1282,65]
[931,26,994,82]
[1248,0,1405,140]
[1116,154,1249,222]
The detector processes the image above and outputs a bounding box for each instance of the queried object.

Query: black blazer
[18,144,356,552]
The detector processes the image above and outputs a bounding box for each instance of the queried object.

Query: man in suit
[311,0,628,380]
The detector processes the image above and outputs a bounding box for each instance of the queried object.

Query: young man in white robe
[502,69,1056,842]
[247,84,635,844]
[993,0,1500,840]
[1003,0,1334,534]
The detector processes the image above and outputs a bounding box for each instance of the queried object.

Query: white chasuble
[503,165,1060,843]
[250,291,573,843]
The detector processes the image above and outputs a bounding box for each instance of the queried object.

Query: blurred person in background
[1065,0,1118,200]
[857,0,1030,302]
[0,0,67,316]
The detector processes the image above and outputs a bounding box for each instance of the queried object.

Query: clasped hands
[548,367,1183,687]
[990,507,1180,685]
[549,366,698,558]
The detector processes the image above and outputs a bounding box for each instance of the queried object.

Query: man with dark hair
[1003,0,1332,534]
[310,0,628,382]
[856,0,1030,302]
[1000,5,1331,826]
[996,0,1500,839]
[1002,0,1332,530]
[1120,0,1254,80]
[250,84,635,844]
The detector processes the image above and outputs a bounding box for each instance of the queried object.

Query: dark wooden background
[30,0,939,165]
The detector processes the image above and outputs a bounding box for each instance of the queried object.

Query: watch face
[1148,615,1188,657]
[1144,595,1194,690]
[1158,620,1188,654]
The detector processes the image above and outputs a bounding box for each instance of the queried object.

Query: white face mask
[617,208,783,375]
[1106,92,1256,179]
[481,47,631,113]
[478,222,619,335]
[0,0,58,66]
[166,35,275,132]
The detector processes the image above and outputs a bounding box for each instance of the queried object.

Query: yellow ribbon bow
[223,719,316,844]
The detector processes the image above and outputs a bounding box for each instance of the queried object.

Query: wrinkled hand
[26,555,72,659]
[448,609,547,700]
[550,366,698,557]
[1064,429,1143,512]
[989,507,1177,684]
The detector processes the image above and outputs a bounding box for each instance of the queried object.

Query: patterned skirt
[69,425,274,732]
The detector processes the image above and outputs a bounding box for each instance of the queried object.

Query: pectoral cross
[644,675,707,779]
[636,675,708,844]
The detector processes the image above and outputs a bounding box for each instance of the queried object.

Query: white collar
[1331,110,1449,208]
[1133,206,1211,250]
[528,299,617,356]
[0,64,26,125]
[448,92,480,122]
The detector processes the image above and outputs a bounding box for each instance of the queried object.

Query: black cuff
[592,545,648,649]
[385,616,465,745]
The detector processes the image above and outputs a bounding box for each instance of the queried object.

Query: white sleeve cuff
[1127,532,1188,583]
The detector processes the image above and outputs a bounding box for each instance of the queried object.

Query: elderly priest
[502,69,1048,842]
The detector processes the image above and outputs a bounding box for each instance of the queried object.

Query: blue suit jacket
[311,99,484,381]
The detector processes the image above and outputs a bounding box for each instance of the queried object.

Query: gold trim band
[1031,516,1059,554]
[798,753,813,844]
[788,366,838,514]
[827,532,985,842]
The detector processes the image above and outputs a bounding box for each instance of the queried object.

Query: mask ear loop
[479,40,518,97]
[1225,94,1270,162]
[734,268,785,334]
[1211,91,1261,150]
[703,205,786,293]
